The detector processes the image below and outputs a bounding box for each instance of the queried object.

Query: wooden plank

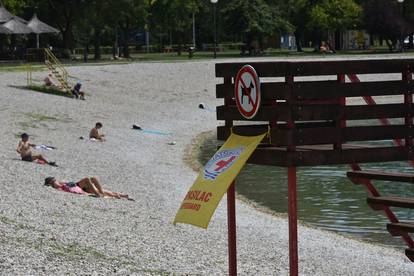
[218,104,414,122]
[246,146,411,167]
[367,196,414,210]
[216,62,290,78]
[216,82,290,100]
[406,248,414,262]
[219,125,413,145]
[287,125,412,145]
[296,104,413,121]
[217,81,414,100]
[216,105,291,121]
[217,121,336,142]
[221,81,414,100]
[387,222,414,236]
[294,81,414,100]
[347,170,414,183]
[216,59,414,78]
[344,104,413,120]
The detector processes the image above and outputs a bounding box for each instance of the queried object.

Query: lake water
[198,132,414,248]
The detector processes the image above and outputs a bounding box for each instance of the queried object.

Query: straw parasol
[0,23,11,34]
[0,3,13,23]
[2,17,32,34]
[0,1,26,24]
[27,14,59,48]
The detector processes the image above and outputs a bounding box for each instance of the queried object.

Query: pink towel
[61,185,86,195]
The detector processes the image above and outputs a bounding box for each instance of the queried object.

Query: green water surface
[198,133,414,248]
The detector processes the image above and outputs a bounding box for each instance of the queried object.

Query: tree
[307,0,362,49]
[150,0,195,55]
[221,0,285,54]
[363,0,414,51]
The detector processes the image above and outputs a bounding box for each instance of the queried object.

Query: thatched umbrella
[0,3,13,23]
[27,14,59,48]
[0,24,11,34]
[3,17,32,34]
[0,2,26,24]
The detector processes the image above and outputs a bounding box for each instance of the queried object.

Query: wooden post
[227,181,237,276]
[403,68,413,147]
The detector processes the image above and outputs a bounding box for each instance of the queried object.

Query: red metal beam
[288,167,298,276]
[227,181,237,276]
[286,75,298,276]
[348,74,414,248]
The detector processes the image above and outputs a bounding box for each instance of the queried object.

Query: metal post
[213,2,217,58]
[192,12,196,48]
[227,181,237,276]
[288,167,298,276]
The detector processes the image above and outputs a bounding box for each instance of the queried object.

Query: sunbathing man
[89,122,105,141]
[16,133,57,166]
[44,176,133,200]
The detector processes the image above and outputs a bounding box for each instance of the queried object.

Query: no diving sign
[234,65,261,119]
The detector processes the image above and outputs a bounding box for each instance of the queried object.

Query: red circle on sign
[234,65,261,119]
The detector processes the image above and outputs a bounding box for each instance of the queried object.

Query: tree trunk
[62,22,73,58]
[177,32,182,56]
[122,20,130,58]
[294,31,303,52]
[94,27,101,60]
[83,44,88,62]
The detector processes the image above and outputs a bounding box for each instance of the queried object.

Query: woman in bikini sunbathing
[44,176,133,200]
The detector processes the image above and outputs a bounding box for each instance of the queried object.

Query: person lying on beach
[89,122,105,141]
[44,176,133,200]
[16,133,57,166]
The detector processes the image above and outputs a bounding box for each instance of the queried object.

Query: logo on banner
[204,147,244,180]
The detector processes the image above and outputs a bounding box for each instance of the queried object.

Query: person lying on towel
[44,176,133,200]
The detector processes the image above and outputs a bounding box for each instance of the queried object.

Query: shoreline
[185,129,404,251]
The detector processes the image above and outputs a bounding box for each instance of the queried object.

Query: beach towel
[132,125,172,136]
[35,145,56,151]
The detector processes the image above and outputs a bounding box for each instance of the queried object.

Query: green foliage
[308,0,362,31]
[222,0,288,43]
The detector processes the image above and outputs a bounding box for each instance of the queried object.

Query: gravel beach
[1,57,413,275]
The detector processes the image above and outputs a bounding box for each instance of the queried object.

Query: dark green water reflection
[198,133,414,248]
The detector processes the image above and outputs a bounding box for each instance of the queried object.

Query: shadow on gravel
[8,84,73,99]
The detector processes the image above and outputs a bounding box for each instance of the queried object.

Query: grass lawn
[0,48,413,73]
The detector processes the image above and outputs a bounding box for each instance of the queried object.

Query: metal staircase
[44,48,71,93]
[347,170,414,261]
[345,73,414,261]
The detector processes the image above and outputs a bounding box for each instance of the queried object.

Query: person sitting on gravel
[72,82,85,100]
[89,122,105,141]
[16,133,57,166]
[43,73,55,87]
[44,176,133,200]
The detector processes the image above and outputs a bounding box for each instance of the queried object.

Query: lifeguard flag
[174,132,266,229]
